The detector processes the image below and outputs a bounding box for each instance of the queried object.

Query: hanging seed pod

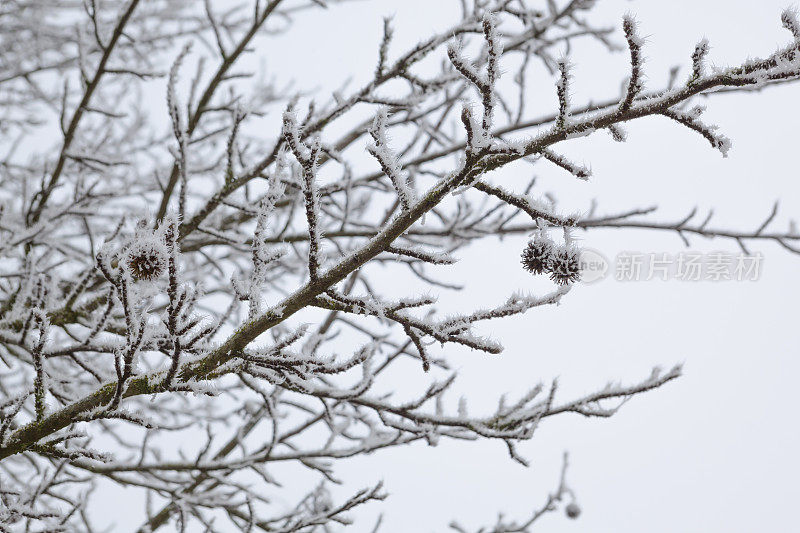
[521,236,555,275]
[548,245,582,285]
[565,502,581,519]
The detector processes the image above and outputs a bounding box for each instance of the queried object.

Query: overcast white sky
[81,0,800,530]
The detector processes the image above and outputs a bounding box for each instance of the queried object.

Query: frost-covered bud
[565,502,581,519]
[521,236,554,275]
[125,234,168,281]
[548,245,582,285]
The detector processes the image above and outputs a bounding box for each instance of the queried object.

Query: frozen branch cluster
[1,0,799,531]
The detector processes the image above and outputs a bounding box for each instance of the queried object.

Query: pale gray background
[89,0,800,530]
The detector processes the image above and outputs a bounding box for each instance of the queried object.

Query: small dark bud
[565,502,581,519]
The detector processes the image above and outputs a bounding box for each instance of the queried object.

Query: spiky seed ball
[125,236,168,281]
[565,502,581,519]
[548,246,581,285]
[521,237,554,275]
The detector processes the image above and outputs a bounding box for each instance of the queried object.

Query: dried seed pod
[125,235,168,281]
[565,502,581,519]
[521,236,554,275]
[548,245,582,285]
